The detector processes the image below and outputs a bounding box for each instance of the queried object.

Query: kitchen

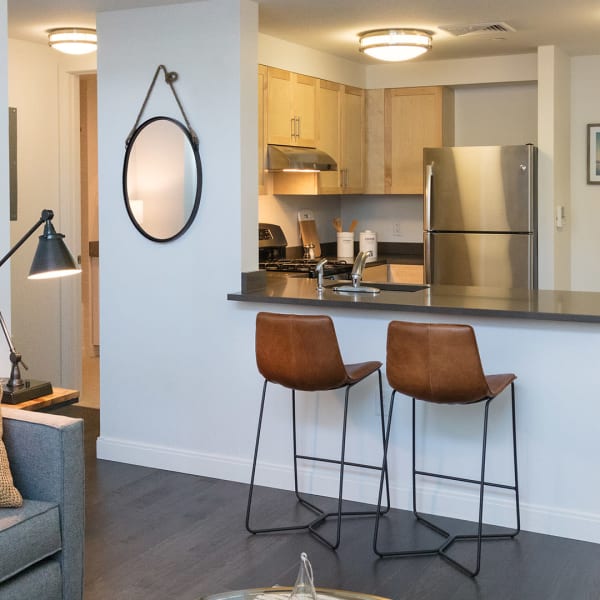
[77,1,600,571]
[257,47,539,289]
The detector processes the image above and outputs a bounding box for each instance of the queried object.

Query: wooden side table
[6,387,79,411]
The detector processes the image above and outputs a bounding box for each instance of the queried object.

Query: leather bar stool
[246,311,390,550]
[373,320,520,576]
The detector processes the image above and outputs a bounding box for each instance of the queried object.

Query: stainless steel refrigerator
[423,144,537,289]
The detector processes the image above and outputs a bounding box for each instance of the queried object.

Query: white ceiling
[7,0,600,63]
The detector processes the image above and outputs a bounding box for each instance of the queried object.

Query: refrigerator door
[423,145,536,233]
[425,232,536,288]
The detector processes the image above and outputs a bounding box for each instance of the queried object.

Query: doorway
[79,74,99,409]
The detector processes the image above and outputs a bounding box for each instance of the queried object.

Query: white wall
[0,0,8,378]
[366,53,537,89]
[96,0,260,460]
[259,33,365,88]
[7,40,95,388]
[537,46,572,291]
[454,83,538,146]
[570,55,600,291]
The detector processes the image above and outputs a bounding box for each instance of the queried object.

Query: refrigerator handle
[424,233,432,285]
[424,162,433,231]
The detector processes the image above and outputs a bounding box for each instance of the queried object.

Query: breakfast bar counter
[228,274,600,324]
[228,273,600,547]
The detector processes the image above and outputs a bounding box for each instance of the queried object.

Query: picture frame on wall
[587,123,600,184]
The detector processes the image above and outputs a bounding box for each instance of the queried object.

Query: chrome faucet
[351,250,372,288]
[315,258,328,292]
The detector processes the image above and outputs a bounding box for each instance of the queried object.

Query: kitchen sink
[326,281,428,293]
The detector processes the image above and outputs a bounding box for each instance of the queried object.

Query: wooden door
[341,85,365,193]
[317,79,341,194]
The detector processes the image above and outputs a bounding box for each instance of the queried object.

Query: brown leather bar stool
[373,320,520,576]
[246,311,390,550]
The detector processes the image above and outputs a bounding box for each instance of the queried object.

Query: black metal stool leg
[249,372,394,550]
[373,388,520,576]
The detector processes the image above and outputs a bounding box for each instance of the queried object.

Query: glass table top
[202,587,391,600]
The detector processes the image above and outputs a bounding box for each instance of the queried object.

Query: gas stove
[260,258,353,278]
[259,222,353,279]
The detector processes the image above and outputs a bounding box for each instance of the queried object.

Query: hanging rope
[125,64,198,148]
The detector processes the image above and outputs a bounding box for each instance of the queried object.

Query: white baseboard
[96,435,600,545]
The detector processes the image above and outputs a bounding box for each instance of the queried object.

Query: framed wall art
[587,123,600,184]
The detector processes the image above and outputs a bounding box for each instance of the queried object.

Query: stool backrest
[256,312,348,391]
[387,321,490,404]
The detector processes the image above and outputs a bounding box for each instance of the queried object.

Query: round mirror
[123,116,202,242]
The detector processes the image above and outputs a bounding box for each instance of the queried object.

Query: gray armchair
[0,407,84,600]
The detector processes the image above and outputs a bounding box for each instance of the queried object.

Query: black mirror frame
[122,116,203,243]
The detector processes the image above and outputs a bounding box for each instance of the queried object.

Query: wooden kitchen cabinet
[340,85,365,193]
[317,80,365,194]
[266,66,317,148]
[363,263,388,281]
[366,86,454,195]
[317,79,341,194]
[388,264,424,284]
[258,64,267,194]
[384,86,454,194]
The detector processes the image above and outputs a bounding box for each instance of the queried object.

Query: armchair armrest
[1,407,84,600]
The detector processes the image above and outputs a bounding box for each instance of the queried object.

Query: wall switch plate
[555,205,566,229]
[392,222,402,236]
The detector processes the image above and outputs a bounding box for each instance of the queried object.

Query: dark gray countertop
[228,274,600,324]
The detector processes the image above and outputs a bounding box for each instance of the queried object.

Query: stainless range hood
[267,144,337,172]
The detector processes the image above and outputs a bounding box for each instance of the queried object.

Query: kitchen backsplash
[258,193,423,247]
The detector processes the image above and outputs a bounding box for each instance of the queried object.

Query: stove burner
[260,258,353,278]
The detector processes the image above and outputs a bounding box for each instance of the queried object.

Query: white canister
[359,230,378,261]
[336,231,354,261]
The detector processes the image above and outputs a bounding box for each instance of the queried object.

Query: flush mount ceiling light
[47,28,97,55]
[358,28,433,62]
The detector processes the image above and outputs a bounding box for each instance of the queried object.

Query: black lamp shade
[28,222,80,280]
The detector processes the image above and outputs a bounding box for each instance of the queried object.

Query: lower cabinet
[363,263,424,284]
[388,264,424,284]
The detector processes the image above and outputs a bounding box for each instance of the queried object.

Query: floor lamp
[0,209,80,404]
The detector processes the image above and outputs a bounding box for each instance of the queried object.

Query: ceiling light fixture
[47,28,97,55]
[358,28,433,62]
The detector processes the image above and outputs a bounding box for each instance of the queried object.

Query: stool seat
[247,312,390,550]
[374,320,520,577]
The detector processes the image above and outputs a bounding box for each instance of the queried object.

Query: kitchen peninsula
[228,276,600,547]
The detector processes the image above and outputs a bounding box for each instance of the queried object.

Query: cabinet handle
[290,117,295,139]
[296,116,301,139]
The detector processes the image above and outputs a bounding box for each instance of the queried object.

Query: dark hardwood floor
[55,406,600,600]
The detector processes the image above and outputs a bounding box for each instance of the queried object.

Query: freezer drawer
[423,145,536,232]
[425,232,536,289]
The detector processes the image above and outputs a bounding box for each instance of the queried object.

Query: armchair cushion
[0,500,61,583]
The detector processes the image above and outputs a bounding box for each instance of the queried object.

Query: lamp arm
[0,310,15,354]
[0,209,53,270]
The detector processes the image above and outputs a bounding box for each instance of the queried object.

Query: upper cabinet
[341,85,365,193]
[384,86,454,194]
[366,86,454,195]
[266,67,318,148]
[317,80,365,195]
[258,65,267,195]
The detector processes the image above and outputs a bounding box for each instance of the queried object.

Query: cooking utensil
[333,217,342,233]
[349,219,358,232]
[298,209,321,258]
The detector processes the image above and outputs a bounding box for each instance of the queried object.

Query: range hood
[267,144,337,172]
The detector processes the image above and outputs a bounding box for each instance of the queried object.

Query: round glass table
[202,587,391,600]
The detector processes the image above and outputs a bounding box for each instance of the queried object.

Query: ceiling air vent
[438,22,516,37]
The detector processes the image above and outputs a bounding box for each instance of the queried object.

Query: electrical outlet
[392,222,402,237]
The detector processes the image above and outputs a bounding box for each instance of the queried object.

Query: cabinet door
[258,65,267,194]
[363,263,388,282]
[389,264,424,284]
[294,74,318,147]
[266,68,317,147]
[384,86,454,195]
[266,67,294,145]
[317,79,341,194]
[341,85,365,193]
